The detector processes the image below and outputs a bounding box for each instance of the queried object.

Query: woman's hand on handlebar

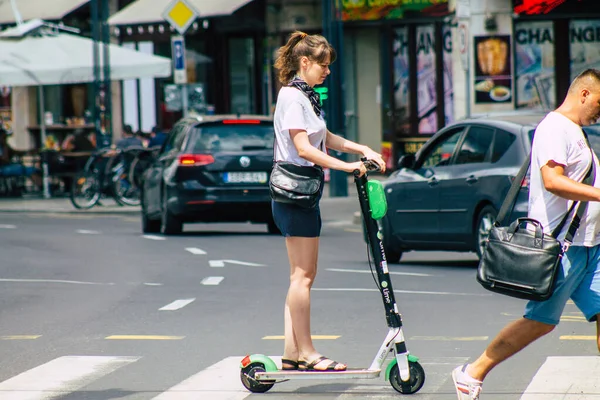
[345,161,367,177]
[361,147,386,173]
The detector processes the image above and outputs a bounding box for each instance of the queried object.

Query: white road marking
[151,356,282,400]
[185,247,207,255]
[143,283,163,286]
[0,224,16,229]
[201,277,224,285]
[0,355,138,399]
[323,220,353,227]
[521,356,600,399]
[312,288,492,296]
[326,268,433,277]
[76,229,100,234]
[0,279,114,285]
[143,235,166,241]
[209,260,265,268]
[159,299,196,311]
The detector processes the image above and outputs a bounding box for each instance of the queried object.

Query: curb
[0,208,140,215]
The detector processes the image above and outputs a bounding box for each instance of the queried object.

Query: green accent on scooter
[241,354,278,372]
[367,181,387,220]
[385,354,420,381]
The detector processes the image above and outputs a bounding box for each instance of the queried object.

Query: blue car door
[387,127,465,243]
[438,125,495,244]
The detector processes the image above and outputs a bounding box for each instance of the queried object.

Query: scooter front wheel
[240,362,275,393]
[389,360,425,394]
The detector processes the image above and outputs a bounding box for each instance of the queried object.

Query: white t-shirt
[529,111,600,246]
[273,86,327,166]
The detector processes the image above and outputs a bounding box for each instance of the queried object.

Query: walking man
[452,68,600,399]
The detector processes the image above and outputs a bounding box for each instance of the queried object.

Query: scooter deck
[257,368,381,381]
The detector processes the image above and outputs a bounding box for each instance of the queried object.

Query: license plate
[224,172,268,183]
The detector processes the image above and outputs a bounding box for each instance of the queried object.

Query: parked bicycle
[69,147,140,209]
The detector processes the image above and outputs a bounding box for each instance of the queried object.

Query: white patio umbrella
[0,19,172,198]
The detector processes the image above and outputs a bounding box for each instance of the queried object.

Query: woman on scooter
[272,31,386,372]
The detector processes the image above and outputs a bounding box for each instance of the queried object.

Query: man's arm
[541,160,600,201]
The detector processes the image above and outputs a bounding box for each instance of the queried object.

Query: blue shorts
[271,200,322,238]
[0,164,38,177]
[524,245,600,325]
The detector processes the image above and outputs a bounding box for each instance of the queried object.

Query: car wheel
[141,192,161,234]
[161,189,183,235]
[475,205,497,259]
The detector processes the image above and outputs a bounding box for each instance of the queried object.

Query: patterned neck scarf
[288,76,322,117]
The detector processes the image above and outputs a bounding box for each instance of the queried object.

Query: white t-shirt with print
[529,111,600,246]
[273,86,327,166]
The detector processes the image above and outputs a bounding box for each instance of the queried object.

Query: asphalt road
[0,199,598,399]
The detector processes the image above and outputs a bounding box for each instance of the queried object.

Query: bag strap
[496,132,595,242]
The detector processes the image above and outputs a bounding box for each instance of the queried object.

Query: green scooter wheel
[240,362,275,393]
[389,360,425,394]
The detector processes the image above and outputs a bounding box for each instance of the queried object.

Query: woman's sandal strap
[299,356,346,371]
[281,358,299,370]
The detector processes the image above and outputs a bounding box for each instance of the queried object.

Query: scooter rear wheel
[240,362,275,393]
[390,360,425,394]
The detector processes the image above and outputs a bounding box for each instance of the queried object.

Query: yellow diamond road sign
[162,0,198,35]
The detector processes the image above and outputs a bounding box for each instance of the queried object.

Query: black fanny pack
[269,161,324,209]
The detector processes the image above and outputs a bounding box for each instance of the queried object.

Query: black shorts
[271,200,322,238]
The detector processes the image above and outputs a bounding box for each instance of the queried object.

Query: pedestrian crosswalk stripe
[0,355,138,399]
[105,335,185,340]
[151,356,264,400]
[410,336,489,341]
[520,356,600,399]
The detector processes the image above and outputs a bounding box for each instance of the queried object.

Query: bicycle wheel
[70,171,101,209]
[112,170,141,206]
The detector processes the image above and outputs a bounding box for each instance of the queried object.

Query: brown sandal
[298,356,346,372]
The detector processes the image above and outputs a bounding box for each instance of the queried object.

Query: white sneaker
[452,364,483,400]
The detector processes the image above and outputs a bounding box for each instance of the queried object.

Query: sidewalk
[0,175,375,216]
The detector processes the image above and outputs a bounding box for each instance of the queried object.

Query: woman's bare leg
[283,236,345,370]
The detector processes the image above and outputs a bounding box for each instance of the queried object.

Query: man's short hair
[569,68,600,94]
[123,125,133,135]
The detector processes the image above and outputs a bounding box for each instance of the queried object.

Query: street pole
[101,0,112,145]
[322,0,347,197]
[91,0,102,147]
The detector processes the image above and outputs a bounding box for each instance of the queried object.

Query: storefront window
[229,37,256,115]
[443,26,454,127]
[515,21,555,110]
[417,25,438,134]
[570,19,600,79]
[0,87,11,131]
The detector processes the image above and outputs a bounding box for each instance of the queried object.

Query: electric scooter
[240,158,425,395]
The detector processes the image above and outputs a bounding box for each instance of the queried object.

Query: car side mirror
[397,154,415,169]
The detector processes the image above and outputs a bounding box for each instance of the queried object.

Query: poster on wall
[392,26,454,135]
[473,35,513,104]
[570,19,600,79]
[341,0,448,22]
[515,21,555,110]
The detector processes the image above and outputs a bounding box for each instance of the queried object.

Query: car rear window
[190,123,274,152]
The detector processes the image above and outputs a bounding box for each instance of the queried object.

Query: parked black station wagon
[141,115,277,235]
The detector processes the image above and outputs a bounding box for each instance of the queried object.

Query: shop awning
[0,20,171,86]
[0,0,89,24]
[108,0,252,25]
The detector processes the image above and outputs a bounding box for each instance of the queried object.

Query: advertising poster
[341,0,448,22]
[570,20,600,79]
[473,35,513,104]
[392,26,454,135]
[514,21,555,110]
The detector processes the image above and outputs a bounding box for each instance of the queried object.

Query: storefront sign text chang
[515,20,600,110]
[341,0,448,21]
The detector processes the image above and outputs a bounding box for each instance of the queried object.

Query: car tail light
[178,154,214,166]
[222,119,261,124]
